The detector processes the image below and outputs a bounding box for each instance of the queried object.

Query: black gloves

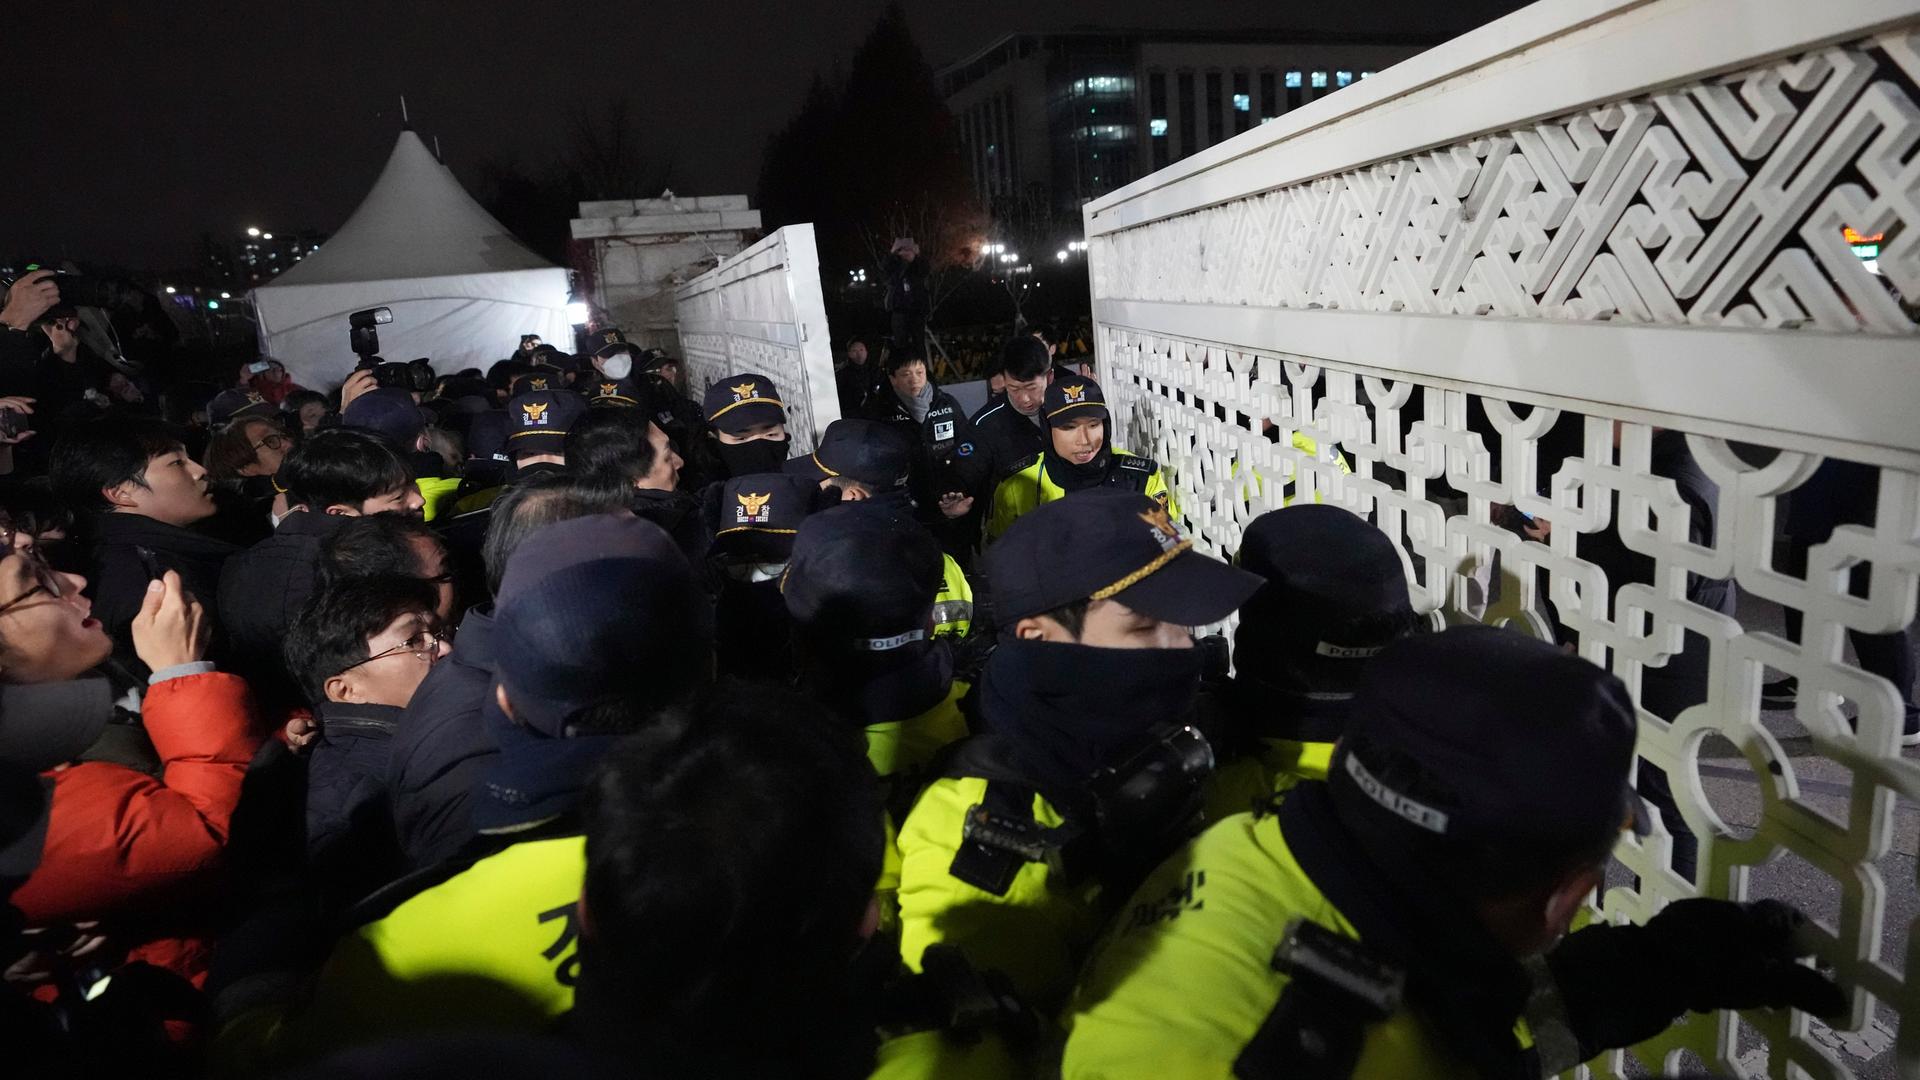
[1545,898,1847,1057]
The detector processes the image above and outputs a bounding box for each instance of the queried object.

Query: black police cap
[701,373,787,435]
[783,506,943,652]
[1236,504,1414,657]
[712,472,820,562]
[1043,373,1108,428]
[1331,626,1638,849]
[987,490,1263,628]
[505,389,588,453]
[586,376,646,408]
[783,418,911,491]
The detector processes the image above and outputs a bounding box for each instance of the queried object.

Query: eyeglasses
[252,432,289,452]
[0,541,65,619]
[340,626,452,671]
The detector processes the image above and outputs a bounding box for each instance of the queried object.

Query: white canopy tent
[252,130,573,389]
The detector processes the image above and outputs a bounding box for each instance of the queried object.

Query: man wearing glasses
[284,575,451,911]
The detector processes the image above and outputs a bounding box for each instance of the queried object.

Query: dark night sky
[8,0,1528,272]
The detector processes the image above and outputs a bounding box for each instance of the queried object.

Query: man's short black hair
[882,350,928,377]
[581,681,884,1068]
[279,428,413,512]
[999,335,1052,381]
[49,417,186,513]
[565,408,660,492]
[283,575,440,704]
[317,514,446,593]
[479,473,631,596]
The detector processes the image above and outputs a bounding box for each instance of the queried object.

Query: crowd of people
[0,266,1865,1077]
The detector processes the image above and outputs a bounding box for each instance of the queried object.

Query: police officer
[700,373,793,480]
[236,514,714,1064]
[1063,627,1845,1078]
[1203,504,1421,820]
[986,373,1173,542]
[866,350,981,563]
[704,472,823,681]
[787,419,975,640]
[894,491,1263,1015]
[503,387,587,481]
[783,505,971,813]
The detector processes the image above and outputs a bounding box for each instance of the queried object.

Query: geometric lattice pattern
[1100,330,1920,1078]
[1090,26,1920,1080]
[674,224,842,454]
[1093,33,1920,334]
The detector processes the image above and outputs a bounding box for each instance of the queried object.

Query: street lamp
[246,227,261,237]
[220,292,231,299]
[262,233,274,240]
[164,286,176,294]
[1056,250,1068,262]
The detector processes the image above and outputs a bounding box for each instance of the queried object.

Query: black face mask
[979,638,1204,798]
[716,436,791,478]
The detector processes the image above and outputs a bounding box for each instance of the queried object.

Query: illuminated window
[1232,93,1250,112]
[1150,118,1168,137]
[1336,71,1353,86]
[1311,72,1328,88]
[1284,71,1302,88]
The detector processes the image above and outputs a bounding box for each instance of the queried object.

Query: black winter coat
[389,606,501,870]
[307,700,406,911]
[81,511,238,673]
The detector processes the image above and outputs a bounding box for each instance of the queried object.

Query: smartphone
[247,360,275,375]
[1518,509,1536,523]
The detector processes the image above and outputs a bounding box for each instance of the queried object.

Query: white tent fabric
[252,130,572,389]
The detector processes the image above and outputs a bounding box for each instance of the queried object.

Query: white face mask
[600,352,634,380]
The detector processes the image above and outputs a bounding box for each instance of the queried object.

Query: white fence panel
[673,224,841,454]
[1086,0,1920,1075]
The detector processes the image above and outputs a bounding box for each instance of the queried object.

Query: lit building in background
[198,227,329,289]
[940,30,1432,220]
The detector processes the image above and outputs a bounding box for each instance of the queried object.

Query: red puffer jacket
[11,671,262,985]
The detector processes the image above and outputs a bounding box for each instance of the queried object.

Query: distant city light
[262,232,274,240]
[566,301,590,325]
[1056,250,1069,261]
[164,286,176,294]
[246,227,261,237]
[207,300,221,310]
[220,292,231,299]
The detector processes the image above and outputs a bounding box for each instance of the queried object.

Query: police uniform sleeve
[896,777,1082,1010]
[1145,467,1177,521]
[986,458,1041,543]
[1061,815,1299,1080]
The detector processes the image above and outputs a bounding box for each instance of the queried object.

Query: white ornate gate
[1085,0,1920,1074]
[673,224,841,453]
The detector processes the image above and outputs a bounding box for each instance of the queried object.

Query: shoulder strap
[938,736,1051,896]
[1234,919,1404,1080]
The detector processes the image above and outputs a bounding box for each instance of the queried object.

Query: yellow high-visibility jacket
[986,449,1173,542]
[1063,810,1535,1079]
